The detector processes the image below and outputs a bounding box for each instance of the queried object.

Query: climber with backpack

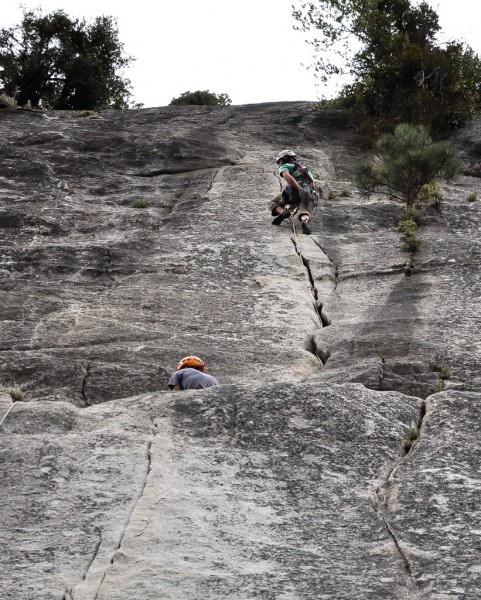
[167,355,220,391]
[270,149,317,235]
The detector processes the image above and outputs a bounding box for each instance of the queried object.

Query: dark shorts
[269,185,316,218]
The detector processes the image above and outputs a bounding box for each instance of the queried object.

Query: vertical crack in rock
[293,240,331,367]
[291,238,322,326]
[404,253,415,277]
[290,236,333,368]
[306,335,330,366]
[207,168,220,192]
[378,357,387,389]
[311,238,339,293]
[372,400,428,587]
[93,418,157,600]
[69,527,103,599]
[403,400,427,456]
[380,516,413,577]
[82,526,103,580]
[80,364,91,406]
[103,248,114,281]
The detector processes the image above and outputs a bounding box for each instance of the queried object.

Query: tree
[293,0,481,134]
[0,8,134,109]
[169,90,232,106]
[355,123,460,207]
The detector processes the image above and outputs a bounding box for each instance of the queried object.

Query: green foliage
[0,386,25,401]
[0,8,134,109]
[169,90,232,106]
[0,92,16,108]
[432,380,445,393]
[439,366,451,380]
[468,192,478,202]
[398,218,417,235]
[417,182,443,206]
[404,206,424,225]
[131,199,149,208]
[399,217,421,252]
[403,426,420,452]
[293,0,481,134]
[72,110,101,118]
[355,123,460,206]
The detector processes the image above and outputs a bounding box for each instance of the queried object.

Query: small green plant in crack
[339,189,351,197]
[0,386,25,401]
[468,192,478,202]
[432,380,445,393]
[404,206,424,225]
[439,366,451,380]
[191,192,200,199]
[417,181,443,207]
[403,427,420,452]
[131,199,150,208]
[72,110,101,119]
[399,218,421,252]
[174,190,183,198]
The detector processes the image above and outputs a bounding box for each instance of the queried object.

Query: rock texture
[1,102,481,598]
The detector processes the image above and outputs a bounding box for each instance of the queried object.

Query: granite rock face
[1,103,481,598]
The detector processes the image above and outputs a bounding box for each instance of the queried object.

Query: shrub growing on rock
[355,123,460,207]
[399,217,421,252]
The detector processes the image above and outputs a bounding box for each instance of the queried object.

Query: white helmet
[276,149,296,163]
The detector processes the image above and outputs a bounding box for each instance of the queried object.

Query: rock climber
[270,149,317,235]
[167,355,220,391]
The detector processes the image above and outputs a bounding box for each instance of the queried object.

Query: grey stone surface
[389,390,481,599]
[1,382,422,600]
[1,103,481,598]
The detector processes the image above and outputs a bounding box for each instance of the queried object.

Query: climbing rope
[0,402,18,428]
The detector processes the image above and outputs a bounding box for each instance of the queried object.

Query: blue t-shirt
[168,367,219,390]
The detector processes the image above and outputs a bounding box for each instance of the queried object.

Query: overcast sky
[1,1,479,108]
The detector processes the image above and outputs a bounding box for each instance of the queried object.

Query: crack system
[92,418,157,600]
[372,399,428,586]
[290,231,337,368]
[103,248,114,281]
[280,198,440,590]
[80,364,91,406]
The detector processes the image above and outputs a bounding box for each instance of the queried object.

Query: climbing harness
[310,186,320,207]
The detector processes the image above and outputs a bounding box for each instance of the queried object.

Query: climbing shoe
[272,210,291,226]
[301,220,312,235]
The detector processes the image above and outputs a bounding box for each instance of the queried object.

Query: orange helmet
[176,356,206,372]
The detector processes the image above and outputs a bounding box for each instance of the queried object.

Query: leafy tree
[293,0,481,134]
[0,8,134,109]
[355,123,460,206]
[169,90,232,106]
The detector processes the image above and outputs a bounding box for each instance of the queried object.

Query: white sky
[1,1,479,108]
